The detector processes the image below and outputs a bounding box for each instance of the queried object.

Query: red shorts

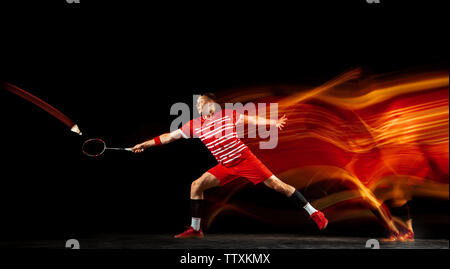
[208,150,273,186]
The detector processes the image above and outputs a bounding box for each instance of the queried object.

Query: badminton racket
[82,138,132,157]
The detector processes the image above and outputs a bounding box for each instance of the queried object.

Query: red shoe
[311,211,328,230]
[381,230,401,242]
[174,226,204,239]
[404,230,414,242]
[398,230,414,242]
[381,232,399,242]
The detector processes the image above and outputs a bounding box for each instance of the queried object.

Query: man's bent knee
[191,173,220,198]
[191,180,199,191]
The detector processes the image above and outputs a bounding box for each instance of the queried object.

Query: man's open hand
[276,114,287,130]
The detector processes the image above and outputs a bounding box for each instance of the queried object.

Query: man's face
[196,96,215,116]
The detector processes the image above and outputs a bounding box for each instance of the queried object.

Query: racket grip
[106,147,134,152]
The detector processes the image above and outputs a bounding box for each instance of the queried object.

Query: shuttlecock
[70,124,82,136]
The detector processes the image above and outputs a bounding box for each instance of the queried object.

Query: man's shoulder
[189,116,203,128]
[221,108,236,116]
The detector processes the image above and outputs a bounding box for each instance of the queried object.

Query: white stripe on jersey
[211,140,241,154]
[201,126,235,140]
[217,144,247,160]
[205,115,230,127]
[198,123,234,137]
[195,117,231,133]
[189,111,248,165]
[228,146,248,157]
[195,116,230,131]
[205,133,235,147]
[211,139,240,153]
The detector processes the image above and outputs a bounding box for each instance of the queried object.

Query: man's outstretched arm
[131,130,183,153]
[240,114,288,130]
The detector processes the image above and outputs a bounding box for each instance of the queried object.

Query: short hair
[200,93,217,102]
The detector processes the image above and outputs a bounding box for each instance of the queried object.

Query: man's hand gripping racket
[131,142,148,153]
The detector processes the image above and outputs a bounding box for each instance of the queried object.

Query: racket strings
[82,139,106,157]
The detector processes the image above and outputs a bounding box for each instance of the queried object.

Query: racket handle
[107,147,133,152]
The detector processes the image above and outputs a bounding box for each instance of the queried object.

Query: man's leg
[263,175,295,196]
[190,172,220,230]
[191,172,221,200]
[263,175,328,230]
[390,199,414,242]
[175,172,220,238]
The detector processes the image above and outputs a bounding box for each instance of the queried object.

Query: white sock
[303,203,318,216]
[191,217,201,231]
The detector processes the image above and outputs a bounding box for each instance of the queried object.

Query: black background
[0,0,447,242]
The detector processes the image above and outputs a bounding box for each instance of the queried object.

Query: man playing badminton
[131,94,328,238]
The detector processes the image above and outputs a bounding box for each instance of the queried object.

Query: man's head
[196,93,219,118]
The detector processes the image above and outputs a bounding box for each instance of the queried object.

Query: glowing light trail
[1,82,82,135]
